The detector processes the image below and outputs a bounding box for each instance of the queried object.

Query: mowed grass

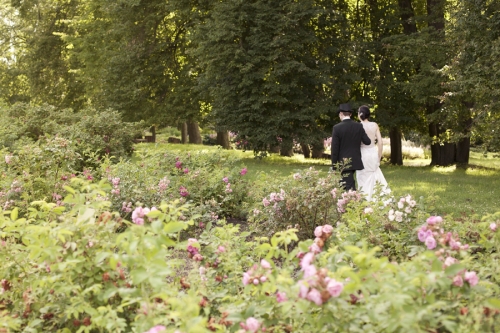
[135,142,500,217]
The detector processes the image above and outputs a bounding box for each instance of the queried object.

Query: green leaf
[10,207,18,221]
[163,222,187,234]
[485,298,500,310]
[131,269,149,285]
[444,263,465,276]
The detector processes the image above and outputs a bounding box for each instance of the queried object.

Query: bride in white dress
[356,106,389,200]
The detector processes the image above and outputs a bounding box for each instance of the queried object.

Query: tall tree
[192,0,330,153]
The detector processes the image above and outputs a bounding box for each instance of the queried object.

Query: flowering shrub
[250,167,343,239]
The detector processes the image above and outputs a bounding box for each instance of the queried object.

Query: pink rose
[464,271,479,286]
[217,245,226,253]
[276,291,287,303]
[426,216,443,225]
[300,252,314,268]
[322,224,334,234]
[260,259,271,269]
[314,226,323,238]
[326,279,344,297]
[253,279,259,285]
[303,264,317,279]
[262,198,270,207]
[308,243,321,254]
[243,273,250,286]
[306,288,323,305]
[143,325,166,333]
[425,236,437,250]
[175,161,182,169]
[240,168,248,175]
[183,168,189,174]
[453,275,464,287]
[245,317,260,333]
[443,256,457,267]
[298,282,309,298]
[222,177,229,183]
[490,223,497,231]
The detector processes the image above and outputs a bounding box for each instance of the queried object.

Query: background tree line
[0,0,498,166]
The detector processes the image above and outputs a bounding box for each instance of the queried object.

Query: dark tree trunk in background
[456,137,470,166]
[280,139,294,157]
[389,127,403,165]
[216,131,230,149]
[311,140,324,158]
[429,122,440,165]
[269,145,280,153]
[301,143,311,158]
[398,0,418,34]
[180,122,188,144]
[187,121,202,144]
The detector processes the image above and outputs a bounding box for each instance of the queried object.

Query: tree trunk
[216,131,230,149]
[280,139,294,157]
[269,145,280,153]
[180,122,188,144]
[311,140,324,158]
[438,143,456,166]
[301,143,311,158]
[456,137,470,166]
[428,122,440,165]
[398,0,418,34]
[389,127,403,165]
[187,121,202,144]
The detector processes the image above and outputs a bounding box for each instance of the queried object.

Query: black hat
[337,103,353,113]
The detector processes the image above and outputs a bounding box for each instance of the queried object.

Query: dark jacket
[331,118,371,171]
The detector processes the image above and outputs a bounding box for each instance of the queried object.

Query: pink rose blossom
[453,275,464,287]
[327,279,344,297]
[314,226,323,238]
[260,259,271,269]
[217,245,226,253]
[175,161,182,169]
[222,177,229,183]
[306,288,323,305]
[464,271,479,286]
[132,207,150,225]
[276,291,287,303]
[303,264,317,278]
[143,325,166,333]
[322,224,334,234]
[444,256,457,267]
[240,168,248,175]
[490,223,497,231]
[262,198,270,207]
[301,252,314,268]
[260,276,267,282]
[243,273,250,285]
[183,168,189,174]
[309,243,321,254]
[253,278,259,285]
[298,282,309,298]
[426,216,443,225]
[425,236,437,249]
[245,317,260,333]
[179,186,189,197]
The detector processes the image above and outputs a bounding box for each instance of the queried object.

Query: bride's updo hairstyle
[358,105,370,121]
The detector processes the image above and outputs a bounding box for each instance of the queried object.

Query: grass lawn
[136,142,500,217]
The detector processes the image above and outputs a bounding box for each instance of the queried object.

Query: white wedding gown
[356,122,389,200]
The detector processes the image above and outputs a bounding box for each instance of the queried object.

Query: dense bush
[1,179,499,332]
[0,103,143,161]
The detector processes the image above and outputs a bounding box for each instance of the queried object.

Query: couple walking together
[330,103,389,200]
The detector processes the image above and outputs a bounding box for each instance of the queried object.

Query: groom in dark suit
[331,103,371,191]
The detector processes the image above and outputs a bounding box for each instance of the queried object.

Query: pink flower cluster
[418,216,479,287]
[122,202,132,213]
[109,177,120,196]
[262,189,285,207]
[187,238,203,261]
[242,259,272,286]
[131,206,156,225]
[179,186,189,197]
[175,160,183,169]
[240,168,248,175]
[225,183,233,193]
[309,224,334,253]
[336,190,361,213]
[297,252,344,305]
[158,177,170,193]
[239,317,260,333]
